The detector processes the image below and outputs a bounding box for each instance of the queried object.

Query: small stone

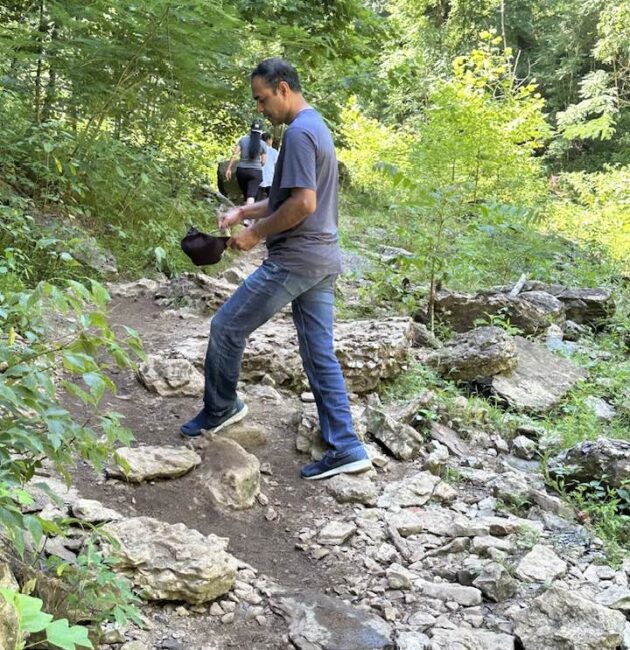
[221,612,235,624]
[265,507,278,521]
[512,435,537,460]
[257,493,269,506]
[516,544,567,582]
[311,547,331,560]
[256,615,267,626]
[317,520,357,545]
[174,605,189,617]
[209,603,224,616]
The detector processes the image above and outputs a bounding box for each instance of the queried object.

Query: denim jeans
[203,259,361,456]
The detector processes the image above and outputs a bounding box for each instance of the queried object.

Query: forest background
[0,0,629,644]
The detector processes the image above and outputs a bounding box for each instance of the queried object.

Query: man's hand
[225,168,233,181]
[218,206,243,230]
[228,226,262,252]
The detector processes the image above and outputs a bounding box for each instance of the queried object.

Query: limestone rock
[511,435,537,460]
[386,563,416,590]
[318,521,357,545]
[366,404,425,461]
[426,326,518,381]
[388,507,489,538]
[472,561,518,602]
[196,436,260,510]
[377,471,441,508]
[489,336,585,412]
[107,446,201,483]
[519,291,565,321]
[516,544,567,582]
[171,318,413,394]
[416,579,482,606]
[327,474,378,506]
[429,422,470,458]
[221,423,269,451]
[557,287,615,325]
[138,355,204,397]
[585,396,616,420]
[396,630,431,649]
[549,438,630,489]
[434,291,553,335]
[104,517,237,603]
[429,628,515,649]
[270,590,393,649]
[495,281,615,326]
[70,498,123,523]
[513,585,625,649]
[595,586,630,613]
[107,278,161,299]
[155,273,236,313]
[240,317,413,394]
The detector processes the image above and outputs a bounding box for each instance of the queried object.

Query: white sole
[211,403,249,434]
[302,458,372,481]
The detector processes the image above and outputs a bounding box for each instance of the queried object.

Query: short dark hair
[251,58,302,92]
[262,132,272,141]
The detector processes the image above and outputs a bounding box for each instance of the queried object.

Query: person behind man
[226,119,268,205]
[258,132,278,198]
[180,57,371,480]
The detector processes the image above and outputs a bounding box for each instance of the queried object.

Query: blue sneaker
[180,399,248,438]
[301,446,372,480]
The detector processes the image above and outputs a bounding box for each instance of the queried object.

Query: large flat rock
[489,336,585,412]
[513,585,626,649]
[104,517,237,604]
[168,317,413,394]
[107,446,201,483]
[270,590,393,650]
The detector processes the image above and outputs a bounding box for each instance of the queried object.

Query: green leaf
[46,618,93,649]
[13,593,53,633]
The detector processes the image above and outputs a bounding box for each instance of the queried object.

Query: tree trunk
[34,0,46,123]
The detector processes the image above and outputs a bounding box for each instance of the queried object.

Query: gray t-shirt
[237,135,267,169]
[267,108,342,277]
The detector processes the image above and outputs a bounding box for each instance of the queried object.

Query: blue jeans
[203,259,361,456]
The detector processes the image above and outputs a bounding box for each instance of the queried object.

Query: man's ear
[278,80,290,98]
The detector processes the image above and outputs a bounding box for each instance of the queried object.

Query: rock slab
[138,354,204,397]
[513,585,626,649]
[107,446,201,483]
[490,336,585,412]
[104,517,237,604]
[270,590,393,650]
[426,326,517,381]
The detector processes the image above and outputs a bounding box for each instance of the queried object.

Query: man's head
[251,58,304,125]
[262,132,273,146]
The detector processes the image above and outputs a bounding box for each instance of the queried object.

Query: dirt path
[72,279,383,648]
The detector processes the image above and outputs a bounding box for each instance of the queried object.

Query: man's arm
[252,188,315,238]
[219,198,270,230]
[228,188,315,251]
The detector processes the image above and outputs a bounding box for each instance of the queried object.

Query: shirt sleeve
[279,128,316,191]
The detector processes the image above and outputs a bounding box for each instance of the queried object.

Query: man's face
[251,76,289,125]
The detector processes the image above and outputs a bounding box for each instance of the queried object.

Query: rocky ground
[9,247,630,650]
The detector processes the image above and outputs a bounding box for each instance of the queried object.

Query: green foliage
[0,588,92,650]
[48,536,143,629]
[547,167,630,272]
[0,277,142,557]
[557,71,619,142]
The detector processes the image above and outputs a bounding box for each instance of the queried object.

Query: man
[181,58,371,480]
